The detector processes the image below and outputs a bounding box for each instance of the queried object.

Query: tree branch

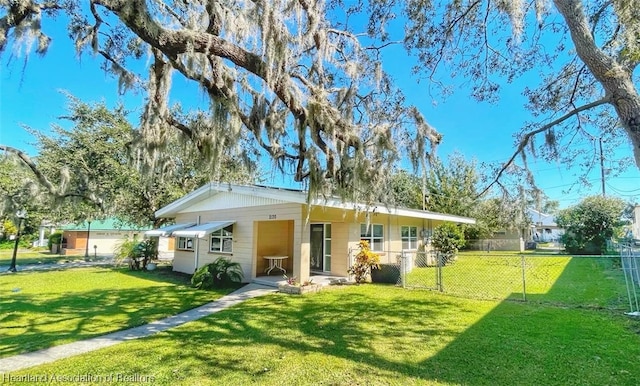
[0,0,61,52]
[94,0,363,163]
[477,96,611,198]
[0,144,105,211]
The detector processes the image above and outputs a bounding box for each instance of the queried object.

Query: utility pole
[599,137,606,197]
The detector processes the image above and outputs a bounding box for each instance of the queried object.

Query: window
[210,225,233,253]
[324,224,331,271]
[177,237,194,251]
[401,226,418,250]
[361,224,384,251]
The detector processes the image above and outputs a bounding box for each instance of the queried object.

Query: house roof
[61,218,151,231]
[155,183,476,225]
[527,208,558,228]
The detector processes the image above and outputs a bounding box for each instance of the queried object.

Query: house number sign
[268,214,277,219]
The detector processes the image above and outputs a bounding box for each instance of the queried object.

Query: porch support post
[294,220,310,283]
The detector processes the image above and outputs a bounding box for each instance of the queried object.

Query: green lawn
[0,250,88,267]
[405,253,629,309]
[4,253,640,385]
[0,267,234,358]
[8,285,640,385]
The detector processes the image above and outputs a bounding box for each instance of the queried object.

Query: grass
[0,266,235,358]
[8,285,640,385]
[0,249,88,267]
[4,252,640,385]
[405,252,629,308]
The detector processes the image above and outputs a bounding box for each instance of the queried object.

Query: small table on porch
[264,256,288,275]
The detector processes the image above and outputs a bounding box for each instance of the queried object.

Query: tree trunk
[554,0,640,167]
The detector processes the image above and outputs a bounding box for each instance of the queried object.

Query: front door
[310,224,324,271]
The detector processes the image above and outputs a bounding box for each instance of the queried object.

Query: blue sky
[1,14,639,209]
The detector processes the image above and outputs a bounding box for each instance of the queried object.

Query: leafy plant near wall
[47,231,63,251]
[348,241,380,284]
[113,237,157,270]
[192,258,244,289]
[432,223,465,265]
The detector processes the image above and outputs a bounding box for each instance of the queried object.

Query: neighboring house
[148,183,476,283]
[466,229,524,252]
[61,218,150,256]
[631,205,640,240]
[527,208,564,243]
[34,221,56,248]
[467,208,563,252]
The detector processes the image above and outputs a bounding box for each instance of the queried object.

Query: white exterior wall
[633,205,640,239]
[345,213,438,264]
[92,231,143,256]
[163,187,473,281]
[171,198,303,282]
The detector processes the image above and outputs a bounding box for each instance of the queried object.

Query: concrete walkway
[0,283,276,373]
[0,257,116,274]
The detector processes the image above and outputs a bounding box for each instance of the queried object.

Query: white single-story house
[149,183,476,283]
[528,208,564,243]
[630,205,640,240]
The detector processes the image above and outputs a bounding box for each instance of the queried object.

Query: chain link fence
[370,250,632,310]
[620,241,640,315]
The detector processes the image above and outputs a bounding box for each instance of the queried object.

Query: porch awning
[172,221,235,238]
[145,222,196,237]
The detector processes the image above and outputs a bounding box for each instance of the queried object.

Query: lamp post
[8,209,27,273]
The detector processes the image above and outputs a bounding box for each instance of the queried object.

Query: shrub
[1,220,17,240]
[48,231,63,251]
[348,241,380,284]
[192,257,244,289]
[432,223,465,264]
[113,237,157,269]
[556,196,626,255]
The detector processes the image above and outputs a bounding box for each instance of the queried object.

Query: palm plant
[192,257,244,289]
[113,237,157,270]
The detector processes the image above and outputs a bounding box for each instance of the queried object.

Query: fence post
[437,252,443,292]
[521,254,527,302]
[401,249,406,288]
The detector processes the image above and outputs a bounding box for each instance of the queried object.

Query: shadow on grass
[0,267,233,358]
[116,266,246,293]
[123,258,640,384]
[524,256,629,309]
[419,257,640,385]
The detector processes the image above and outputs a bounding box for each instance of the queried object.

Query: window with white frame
[210,225,233,253]
[401,226,418,250]
[177,237,194,251]
[361,224,384,251]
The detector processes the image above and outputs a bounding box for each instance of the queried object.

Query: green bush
[114,237,157,270]
[0,240,15,250]
[0,236,33,250]
[48,231,63,251]
[556,196,626,255]
[432,223,465,264]
[192,257,244,289]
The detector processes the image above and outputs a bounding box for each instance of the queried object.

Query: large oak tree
[374,0,640,192]
[1,0,441,206]
[3,0,638,204]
